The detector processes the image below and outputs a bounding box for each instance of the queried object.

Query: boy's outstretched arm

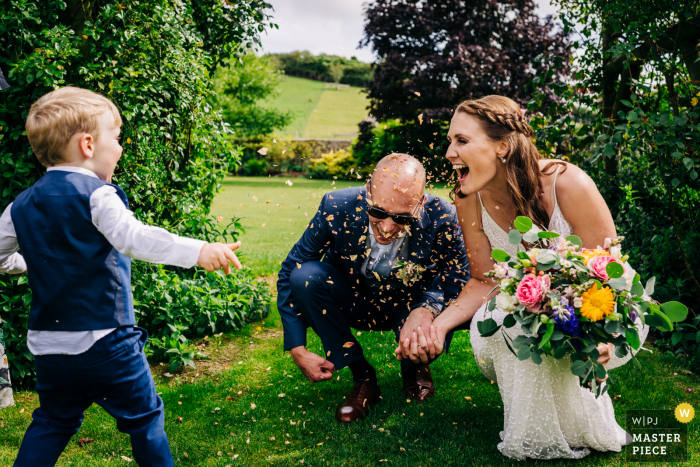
[0,203,27,275]
[91,186,242,273]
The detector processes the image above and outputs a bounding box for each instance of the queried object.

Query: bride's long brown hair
[450,95,565,229]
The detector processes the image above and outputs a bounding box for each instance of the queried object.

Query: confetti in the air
[257,147,269,155]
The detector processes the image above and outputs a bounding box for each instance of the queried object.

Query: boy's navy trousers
[14,326,173,467]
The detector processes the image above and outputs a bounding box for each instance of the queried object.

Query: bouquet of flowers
[477,216,688,397]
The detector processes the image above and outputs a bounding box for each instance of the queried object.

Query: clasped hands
[394,307,447,364]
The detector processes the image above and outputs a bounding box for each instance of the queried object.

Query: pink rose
[587,255,624,281]
[515,273,550,312]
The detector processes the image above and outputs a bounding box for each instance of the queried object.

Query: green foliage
[0,0,274,386]
[267,51,373,87]
[209,54,291,139]
[525,0,699,369]
[308,149,357,179]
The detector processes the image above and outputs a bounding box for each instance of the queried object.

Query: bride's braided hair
[458,100,535,138]
[451,95,565,229]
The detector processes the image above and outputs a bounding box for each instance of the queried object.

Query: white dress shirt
[0,166,206,355]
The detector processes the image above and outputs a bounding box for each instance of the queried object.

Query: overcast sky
[260,0,560,62]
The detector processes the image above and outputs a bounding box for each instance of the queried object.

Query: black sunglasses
[365,182,426,225]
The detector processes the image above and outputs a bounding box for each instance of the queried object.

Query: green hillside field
[262,76,369,140]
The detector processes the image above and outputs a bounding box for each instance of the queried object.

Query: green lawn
[304,86,369,140]
[2,308,698,466]
[262,76,325,139]
[261,76,370,140]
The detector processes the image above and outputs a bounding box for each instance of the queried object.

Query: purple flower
[555,306,581,337]
[628,311,637,322]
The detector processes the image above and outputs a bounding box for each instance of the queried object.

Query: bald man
[277,154,470,423]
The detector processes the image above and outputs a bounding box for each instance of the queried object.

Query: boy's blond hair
[25,86,122,167]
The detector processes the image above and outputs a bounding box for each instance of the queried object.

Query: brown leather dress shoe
[335,379,381,423]
[403,364,435,402]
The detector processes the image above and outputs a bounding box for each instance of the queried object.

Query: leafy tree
[267,51,373,87]
[355,0,570,175]
[0,0,274,385]
[361,0,570,123]
[210,53,291,139]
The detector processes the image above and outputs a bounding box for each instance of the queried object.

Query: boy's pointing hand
[198,241,243,274]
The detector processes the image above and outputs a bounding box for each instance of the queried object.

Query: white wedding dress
[469,168,649,460]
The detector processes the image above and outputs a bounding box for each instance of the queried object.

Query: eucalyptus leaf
[503,313,517,328]
[530,350,543,364]
[630,282,644,297]
[523,231,539,243]
[614,343,629,358]
[553,346,568,359]
[605,261,624,279]
[514,216,533,233]
[508,229,523,245]
[477,318,501,337]
[491,249,511,263]
[565,235,583,250]
[644,277,655,296]
[660,302,688,322]
[607,277,628,290]
[571,360,587,376]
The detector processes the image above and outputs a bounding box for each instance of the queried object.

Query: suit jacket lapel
[406,197,433,265]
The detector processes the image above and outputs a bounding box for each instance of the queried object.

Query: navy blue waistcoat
[11,171,135,331]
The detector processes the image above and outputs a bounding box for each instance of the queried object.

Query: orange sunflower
[580,284,616,321]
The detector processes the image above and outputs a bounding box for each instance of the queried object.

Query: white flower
[603,238,612,250]
[500,278,512,289]
[495,262,510,279]
[496,292,519,312]
[610,245,622,260]
[573,297,583,308]
[622,262,636,291]
[563,286,574,297]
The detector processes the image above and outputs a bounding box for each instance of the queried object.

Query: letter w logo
[679,409,691,417]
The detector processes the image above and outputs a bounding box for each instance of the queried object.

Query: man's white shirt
[0,166,206,355]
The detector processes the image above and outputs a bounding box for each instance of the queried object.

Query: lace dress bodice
[478,166,573,258]
[469,166,647,460]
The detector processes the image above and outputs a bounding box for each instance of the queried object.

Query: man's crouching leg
[289,262,380,423]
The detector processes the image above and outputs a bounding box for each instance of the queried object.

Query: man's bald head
[367,153,427,244]
[370,153,426,202]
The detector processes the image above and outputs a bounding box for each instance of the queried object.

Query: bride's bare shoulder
[539,160,599,198]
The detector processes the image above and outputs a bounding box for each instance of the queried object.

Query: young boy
[0,86,241,466]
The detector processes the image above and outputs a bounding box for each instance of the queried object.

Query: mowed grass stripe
[262,76,325,139]
[304,86,369,140]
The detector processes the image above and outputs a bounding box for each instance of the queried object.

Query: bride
[397,95,648,460]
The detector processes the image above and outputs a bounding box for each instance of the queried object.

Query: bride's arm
[554,163,617,246]
[397,193,499,362]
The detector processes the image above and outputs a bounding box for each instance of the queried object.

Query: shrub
[308,149,357,179]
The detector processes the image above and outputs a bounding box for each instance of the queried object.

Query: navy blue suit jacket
[277,186,470,350]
